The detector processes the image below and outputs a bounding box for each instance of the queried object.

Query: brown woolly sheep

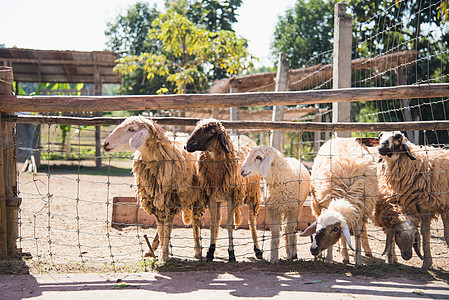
[241,145,310,262]
[103,116,205,261]
[375,131,449,269]
[300,138,377,266]
[358,137,423,264]
[185,119,263,262]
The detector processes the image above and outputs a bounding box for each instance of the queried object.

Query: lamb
[185,119,263,262]
[240,145,311,262]
[375,131,449,269]
[300,137,377,266]
[103,116,205,261]
[358,137,423,265]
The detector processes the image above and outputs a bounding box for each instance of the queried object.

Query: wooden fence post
[270,52,289,150]
[0,66,17,258]
[94,61,103,168]
[230,84,239,135]
[332,2,352,138]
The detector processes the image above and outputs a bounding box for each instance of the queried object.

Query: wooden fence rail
[5,115,449,132]
[1,84,449,113]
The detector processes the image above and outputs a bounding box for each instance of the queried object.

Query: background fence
[1,1,449,271]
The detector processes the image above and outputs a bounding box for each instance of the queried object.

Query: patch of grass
[37,163,132,176]
[0,259,31,275]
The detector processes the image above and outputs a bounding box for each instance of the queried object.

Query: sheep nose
[103,141,109,148]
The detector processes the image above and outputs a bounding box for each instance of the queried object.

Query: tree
[271,0,337,69]
[115,10,255,94]
[105,2,160,57]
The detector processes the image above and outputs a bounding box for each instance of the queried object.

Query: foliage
[105,2,160,57]
[271,0,337,68]
[115,10,255,94]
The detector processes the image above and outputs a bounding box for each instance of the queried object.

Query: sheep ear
[218,133,229,153]
[382,229,394,256]
[341,224,354,251]
[300,221,317,237]
[260,155,274,178]
[129,129,149,149]
[401,142,416,160]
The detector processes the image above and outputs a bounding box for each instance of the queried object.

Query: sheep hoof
[292,254,298,260]
[343,259,350,264]
[194,254,202,260]
[206,244,215,262]
[254,247,263,259]
[228,249,236,262]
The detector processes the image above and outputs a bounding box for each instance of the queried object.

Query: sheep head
[103,116,155,153]
[301,210,353,257]
[185,119,229,153]
[241,145,274,178]
[378,131,415,161]
[383,215,422,260]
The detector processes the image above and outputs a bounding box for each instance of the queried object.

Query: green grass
[37,163,132,176]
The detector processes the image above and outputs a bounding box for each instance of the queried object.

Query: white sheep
[185,119,263,262]
[103,116,205,261]
[300,137,377,266]
[376,131,449,269]
[240,145,311,262]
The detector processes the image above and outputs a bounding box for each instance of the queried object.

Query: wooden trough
[112,196,315,231]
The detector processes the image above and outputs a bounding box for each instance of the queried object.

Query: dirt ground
[14,161,449,272]
[2,160,449,298]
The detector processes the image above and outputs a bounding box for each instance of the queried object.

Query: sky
[0,0,296,68]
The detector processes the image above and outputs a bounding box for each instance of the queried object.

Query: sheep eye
[128,128,136,132]
[211,128,216,134]
[256,155,262,161]
[332,227,339,232]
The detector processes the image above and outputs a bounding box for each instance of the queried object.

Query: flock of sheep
[103,116,449,269]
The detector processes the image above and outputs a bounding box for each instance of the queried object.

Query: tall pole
[270,52,289,150]
[332,2,352,138]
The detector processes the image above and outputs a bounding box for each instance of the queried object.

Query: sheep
[300,137,377,266]
[375,131,449,269]
[185,119,263,262]
[103,116,205,261]
[358,137,423,265]
[240,145,311,262]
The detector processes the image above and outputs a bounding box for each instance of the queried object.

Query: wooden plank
[1,84,449,113]
[5,115,449,132]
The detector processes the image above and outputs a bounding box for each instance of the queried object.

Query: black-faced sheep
[185,119,263,262]
[103,116,205,261]
[300,138,377,266]
[358,137,423,265]
[240,145,310,262]
[375,131,449,269]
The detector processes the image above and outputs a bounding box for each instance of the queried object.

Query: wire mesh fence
[2,0,449,272]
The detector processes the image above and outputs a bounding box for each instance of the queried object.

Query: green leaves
[115,9,255,94]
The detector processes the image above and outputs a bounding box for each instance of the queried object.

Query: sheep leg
[206,200,221,262]
[156,219,170,262]
[361,222,373,257]
[286,209,299,260]
[248,201,263,259]
[441,212,449,247]
[354,222,363,266]
[421,214,432,270]
[192,215,202,260]
[267,207,281,263]
[339,238,349,264]
[325,246,333,263]
[226,198,236,262]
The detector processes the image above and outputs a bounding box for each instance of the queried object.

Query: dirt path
[2,271,449,300]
